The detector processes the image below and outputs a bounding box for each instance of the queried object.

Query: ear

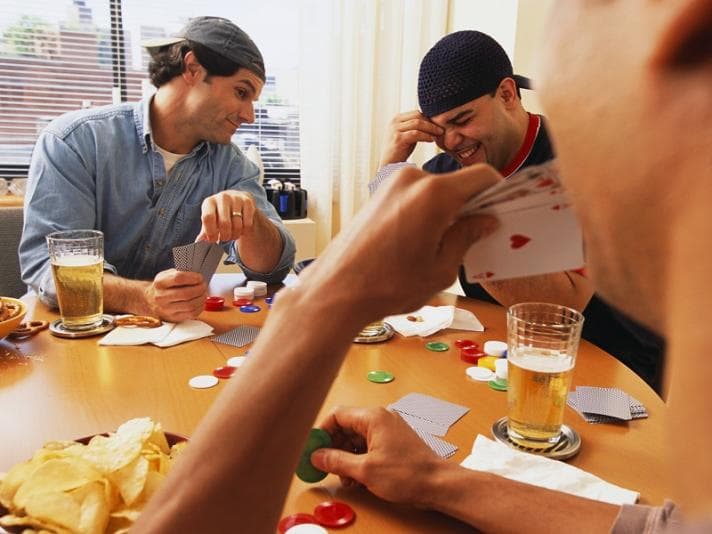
[651,0,712,69]
[497,78,519,108]
[181,51,205,85]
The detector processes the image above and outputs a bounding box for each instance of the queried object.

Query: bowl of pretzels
[0,297,27,340]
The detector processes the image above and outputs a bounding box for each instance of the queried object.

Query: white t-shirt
[155,144,186,175]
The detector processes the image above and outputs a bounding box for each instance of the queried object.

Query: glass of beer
[46,230,104,330]
[506,302,584,448]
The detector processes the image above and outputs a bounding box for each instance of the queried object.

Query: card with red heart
[462,200,584,282]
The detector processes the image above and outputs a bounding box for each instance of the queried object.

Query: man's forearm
[103,273,150,315]
[236,212,284,273]
[481,271,593,311]
[427,463,620,533]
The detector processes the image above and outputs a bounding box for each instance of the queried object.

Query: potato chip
[0,417,187,534]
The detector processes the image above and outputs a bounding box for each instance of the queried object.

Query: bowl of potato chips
[0,417,187,534]
[0,298,26,341]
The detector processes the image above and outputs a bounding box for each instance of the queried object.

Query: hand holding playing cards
[141,269,207,322]
[297,164,499,321]
[379,110,444,167]
[196,190,257,243]
[311,406,443,507]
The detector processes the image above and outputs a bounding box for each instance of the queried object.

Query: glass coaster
[353,321,394,344]
[49,315,115,339]
[491,416,581,460]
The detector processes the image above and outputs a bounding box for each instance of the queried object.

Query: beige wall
[513,0,555,114]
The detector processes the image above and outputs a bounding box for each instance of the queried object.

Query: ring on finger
[231,211,243,218]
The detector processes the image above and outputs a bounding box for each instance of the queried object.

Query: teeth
[458,146,477,159]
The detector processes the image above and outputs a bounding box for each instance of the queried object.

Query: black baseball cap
[418,30,531,118]
[143,16,265,81]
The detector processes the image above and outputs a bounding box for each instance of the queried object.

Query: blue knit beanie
[418,30,531,118]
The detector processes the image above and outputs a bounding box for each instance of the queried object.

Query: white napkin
[384,306,484,337]
[99,320,213,347]
[461,435,639,505]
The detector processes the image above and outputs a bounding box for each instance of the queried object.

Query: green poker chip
[488,378,508,392]
[296,428,332,483]
[367,370,395,383]
[425,341,450,352]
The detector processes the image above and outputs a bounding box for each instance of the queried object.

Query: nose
[240,102,255,124]
[442,128,462,151]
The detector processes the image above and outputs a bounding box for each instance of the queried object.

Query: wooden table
[0,274,666,532]
[0,196,23,208]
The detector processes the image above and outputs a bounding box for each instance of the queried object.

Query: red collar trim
[501,113,540,177]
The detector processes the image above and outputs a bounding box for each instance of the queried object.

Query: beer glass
[506,302,584,448]
[46,230,104,330]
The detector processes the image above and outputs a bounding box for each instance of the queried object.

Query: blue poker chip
[239,305,261,313]
[265,296,274,304]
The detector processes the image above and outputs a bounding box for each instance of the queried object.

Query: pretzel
[114,315,162,328]
[9,320,49,339]
[0,300,21,322]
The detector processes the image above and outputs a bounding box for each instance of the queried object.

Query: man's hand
[298,164,500,321]
[311,406,443,508]
[141,269,207,322]
[196,191,257,243]
[379,110,444,167]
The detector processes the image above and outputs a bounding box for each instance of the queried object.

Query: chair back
[0,207,26,297]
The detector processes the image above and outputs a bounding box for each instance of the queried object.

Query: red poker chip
[212,365,237,379]
[277,513,318,534]
[460,346,486,364]
[232,297,253,307]
[313,500,355,528]
[204,296,225,311]
[455,339,477,349]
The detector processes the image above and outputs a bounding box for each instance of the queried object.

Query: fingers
[394,117,443,138]
[310,448,363,481]
[438,214,499,269]
[149,270,207,321]
[200,191,255,242]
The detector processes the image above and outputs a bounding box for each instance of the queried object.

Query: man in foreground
[137,0,707,530]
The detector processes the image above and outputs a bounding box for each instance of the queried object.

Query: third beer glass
[506,302,584,448]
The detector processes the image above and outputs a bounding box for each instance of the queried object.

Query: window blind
[0,0,300,184]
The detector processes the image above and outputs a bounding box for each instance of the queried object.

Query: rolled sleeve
[222,155,296,283]
[20,132,98,308]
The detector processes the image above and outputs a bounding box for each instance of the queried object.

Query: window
[0,0,301,183]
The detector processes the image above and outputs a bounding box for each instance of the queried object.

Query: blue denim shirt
[19,98,295,307]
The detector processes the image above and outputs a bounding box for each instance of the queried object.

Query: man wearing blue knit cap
[379,30,664,393]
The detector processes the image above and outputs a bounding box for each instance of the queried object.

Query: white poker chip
[234,286,255,299]
[466,366,495,382]
[285,525,328,534]
[188,375,219,389]
[246,280,268,296]
[495,358,509,380]
[483,340,507,357]
[226,356,248,367]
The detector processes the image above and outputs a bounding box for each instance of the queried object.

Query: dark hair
[148,40,243,88]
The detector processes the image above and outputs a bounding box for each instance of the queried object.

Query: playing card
[192,241,212,272]
[389,393,469,428]
[410,426,458,459]
[575,386,632,421]
[199,242,224,283]
[567,387,648,424]
[211,325,261,348]
[462,201,584,283]
[172,243,195,271]
[460,159,564,216]
[393,410,449,437]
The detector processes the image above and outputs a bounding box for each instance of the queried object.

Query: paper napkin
[461,435,639,505]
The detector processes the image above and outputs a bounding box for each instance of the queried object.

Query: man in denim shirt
[19,17,295,322]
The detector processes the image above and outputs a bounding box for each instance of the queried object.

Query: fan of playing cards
[172,241,224,282]
[459,160,585,282]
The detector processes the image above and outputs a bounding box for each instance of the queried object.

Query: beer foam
[51,254,102,267]
[509,352,574,373]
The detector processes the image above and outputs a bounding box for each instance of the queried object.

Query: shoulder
[423,153,461,174]
[43,102,136,141]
